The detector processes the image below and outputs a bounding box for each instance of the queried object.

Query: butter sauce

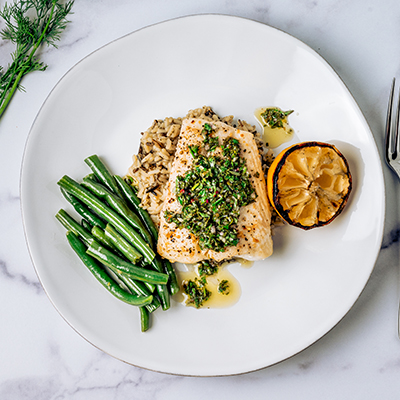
[236,258,254,269]
[173,263,241,308]
[255,107,294,148]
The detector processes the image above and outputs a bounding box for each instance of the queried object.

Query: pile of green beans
[56,154,179,332]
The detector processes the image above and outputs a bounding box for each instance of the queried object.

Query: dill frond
[0,0,74,120]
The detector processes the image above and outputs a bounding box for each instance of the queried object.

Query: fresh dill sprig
[0,0,74,120]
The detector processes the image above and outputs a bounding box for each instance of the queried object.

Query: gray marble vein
[0,259,42,294]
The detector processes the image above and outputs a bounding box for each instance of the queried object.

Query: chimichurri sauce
[164,123,256,252]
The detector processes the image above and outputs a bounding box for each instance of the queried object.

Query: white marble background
[1,0,400,398]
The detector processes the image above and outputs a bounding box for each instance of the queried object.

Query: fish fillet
[157,118,273,263]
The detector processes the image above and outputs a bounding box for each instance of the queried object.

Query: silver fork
[385,78,400,175]
[385,78,400,337]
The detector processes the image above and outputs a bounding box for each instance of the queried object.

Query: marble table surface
[1,0,400,398]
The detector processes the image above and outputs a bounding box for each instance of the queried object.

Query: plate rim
[19,13,386,376]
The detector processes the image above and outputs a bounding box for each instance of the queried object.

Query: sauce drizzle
[255,107,294,148]
[174,263,241,309]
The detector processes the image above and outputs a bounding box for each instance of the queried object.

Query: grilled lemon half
[267,141,352,230]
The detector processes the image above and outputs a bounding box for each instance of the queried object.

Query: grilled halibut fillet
[157,118,273,263]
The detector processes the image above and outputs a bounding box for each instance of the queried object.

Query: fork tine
[395,84,400,157]
[385,78,396,163]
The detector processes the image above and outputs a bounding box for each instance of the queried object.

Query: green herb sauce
[183,277,211,308]
[260,108,293,129]
[218,279,230,295]
[165,123,256,252]
[198,259,219,277]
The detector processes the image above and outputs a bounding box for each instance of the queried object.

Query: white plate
[21,15,385,376]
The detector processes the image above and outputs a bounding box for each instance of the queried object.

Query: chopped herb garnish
[261,108,293,129]
[218,279,230,295]
[202,123,219,151]
[183,277,211,308]
[188,145,199,158]
[165,123,256,252]
[202,122,213,134]
[198,259,219,277]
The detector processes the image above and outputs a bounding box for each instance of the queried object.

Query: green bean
[57,212,156,311]
[114,175,158,242]
[66,231,153,307]
[60,187,106,229]
[104,224,142,264]
[148,255,179,299]
[56,209,93,246]
[110,257,156,298]
[82,177,153,247]
[81,219,93,231]
[56,210,117,260]
[86,240,168,285]
[90,225,129,261]
[140,306,150,332]
[91,225,154,293]
[91,225,115,250]
[57,193,161,321]
[163,258,180,295]
[156,283,170,311]
[118,274,160,313]
[83,173,98,182]
[113,178,178,302]
[103,263,132,293]
[84,154,124,198]
[103,261,159,313]
[57,175,155,264]
[147,255,171,310]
